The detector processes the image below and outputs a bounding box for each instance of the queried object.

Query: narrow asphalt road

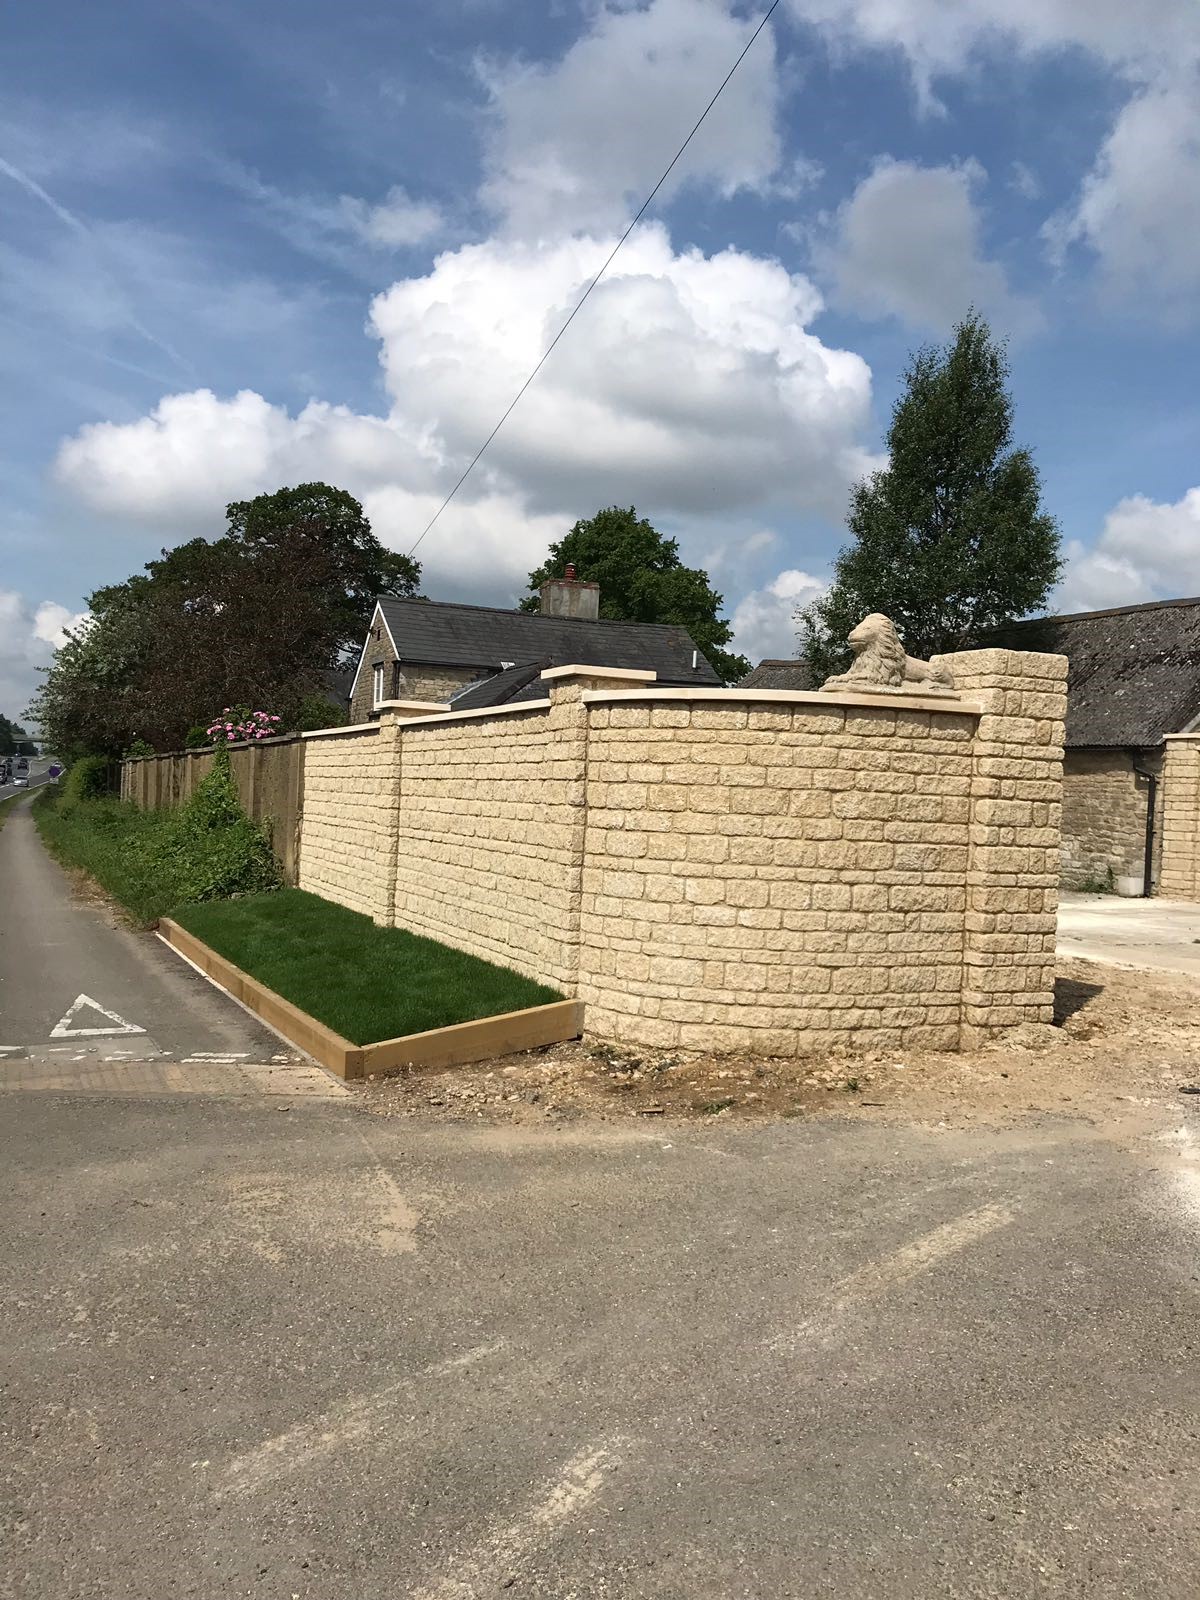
[0,781,287,1065]
[3,774,1200,1595]
[3,1080,1200,1597]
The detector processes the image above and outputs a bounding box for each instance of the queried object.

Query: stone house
[742,597,1200,896]
[346,567,721,723]
[991,598,1200,894]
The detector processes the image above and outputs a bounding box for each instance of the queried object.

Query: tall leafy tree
[29,483,421,757]
[799,312,1061,681]
[0,715,36,756]
[225,483,419,654]
[523,506,749,681]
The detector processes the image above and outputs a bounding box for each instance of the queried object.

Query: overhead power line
[408,0,784,557]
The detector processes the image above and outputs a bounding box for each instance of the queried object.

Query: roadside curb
[157,918,584,1081]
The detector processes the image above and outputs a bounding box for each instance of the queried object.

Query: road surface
[0,779,323,1090]
[1058,890,1200,978]
[4,1065,1200,1596]
[3,778,1200,1595]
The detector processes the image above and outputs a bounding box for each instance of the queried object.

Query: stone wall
[299,723,397,921]
[578,696,974,1053]
[940,648,1065,1044]
[298,649,1067,1053]
[1059,748,1162,892]
[390,693,583,992]
[1158,736,1200,899]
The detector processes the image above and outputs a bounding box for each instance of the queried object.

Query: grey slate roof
[989,597,1200,749]
[739,658,815,692]
[448,661,548,710]
[376,596,721,685]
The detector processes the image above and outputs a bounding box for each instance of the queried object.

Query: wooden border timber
[157,918,583,1081]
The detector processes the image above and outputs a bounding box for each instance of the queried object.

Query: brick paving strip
[0,1045,349,1097]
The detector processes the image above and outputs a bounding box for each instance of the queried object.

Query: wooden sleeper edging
[157,917,583,1080]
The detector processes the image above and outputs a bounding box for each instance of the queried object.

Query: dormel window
[372,662,385,706]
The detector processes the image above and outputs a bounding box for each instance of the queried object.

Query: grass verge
[33,789,184,924]
[34,753,280,926]
[172,889,564,1045]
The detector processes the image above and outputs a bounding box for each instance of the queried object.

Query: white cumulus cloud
[1059,487,1200,612]
[55,224,874,600]
[0,590,86,723]
[1046,74,1200,319]
[479,0,782,237]
[787,0,1199,101]
[340,185,445,249]
[817,157,1037,334]
[788,0,1199,310]
[731,567,826,662]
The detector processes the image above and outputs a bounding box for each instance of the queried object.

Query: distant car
[12,775,28,788]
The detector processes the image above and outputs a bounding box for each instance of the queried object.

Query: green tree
[0,714,32,756]
[799,312,1061,681]
[225,483,419,654]
[29,482,421,757]
[522,506,749,681]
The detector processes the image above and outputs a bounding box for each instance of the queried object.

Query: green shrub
[294,693,347,732]
[124,737,155,759]
[184,725,210,749]
[1076,864,1116,894]
[61,755,114,808]
[136,748,282,905]
[35,746,282,924]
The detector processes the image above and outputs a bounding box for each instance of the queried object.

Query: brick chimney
[539,562,600,621]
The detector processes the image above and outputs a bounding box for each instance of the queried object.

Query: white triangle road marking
[49,994,147,1038]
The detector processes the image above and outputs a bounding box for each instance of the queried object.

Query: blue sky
[2,0,1199,713]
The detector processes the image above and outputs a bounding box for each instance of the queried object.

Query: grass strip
[34,790,195,925]
[172,889,563,1045]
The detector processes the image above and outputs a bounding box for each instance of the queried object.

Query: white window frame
[372,662,385,706]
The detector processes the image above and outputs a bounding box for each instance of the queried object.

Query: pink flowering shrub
[205,706,283,746]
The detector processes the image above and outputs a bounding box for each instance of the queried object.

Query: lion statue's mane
[820,613,955,694]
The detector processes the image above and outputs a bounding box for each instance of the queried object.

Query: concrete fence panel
[119,736,304,885]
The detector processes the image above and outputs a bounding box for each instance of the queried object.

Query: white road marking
[412,1436,632,1600]
[769,1202,1014,1352]
[182,1052,250,1061]
[50,994,146,1038]
[220,1342,507,1499]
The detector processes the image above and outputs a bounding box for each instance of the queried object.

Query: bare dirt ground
[360,957,1200,1129]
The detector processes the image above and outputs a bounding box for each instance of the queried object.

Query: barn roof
[990,597,1200,748]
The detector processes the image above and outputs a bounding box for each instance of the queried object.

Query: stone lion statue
[820,613,956,695]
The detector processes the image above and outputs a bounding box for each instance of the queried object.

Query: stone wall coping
[1162,733,1200,742]
[374,698,453,714]
[301,721,381,741]
[540,663,657,684]
[383,698,554,730]
[580,685,985,717]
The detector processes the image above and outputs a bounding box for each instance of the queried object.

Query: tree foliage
[522,506,749,681]
[29,483,420,759]
[0,714,36,756]
[799,312,1062,681]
